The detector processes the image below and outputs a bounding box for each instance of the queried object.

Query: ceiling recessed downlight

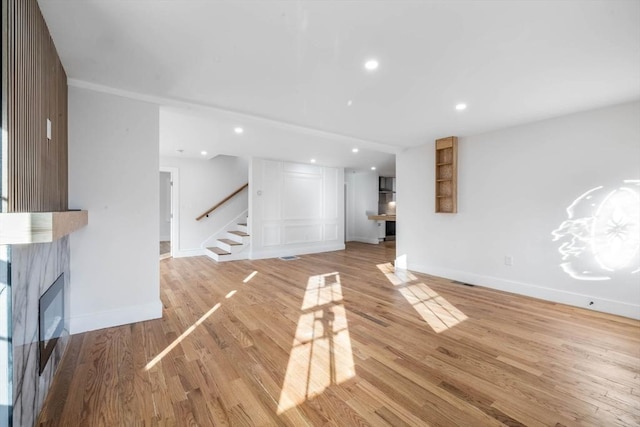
[234,127,244,134]
[455,103,467,111]
[200,151,207,156]
[364,59,379,71]
[347,100,353,107]
[352,148,359,153]
[310,158,316,163]
[371,166,377,171]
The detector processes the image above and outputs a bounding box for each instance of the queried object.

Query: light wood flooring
[160,241,171,256]
[38,242,640,426]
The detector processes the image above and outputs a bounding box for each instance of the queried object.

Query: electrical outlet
[504,256,513,266]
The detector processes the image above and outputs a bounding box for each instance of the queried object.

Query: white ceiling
[38,0,640,174]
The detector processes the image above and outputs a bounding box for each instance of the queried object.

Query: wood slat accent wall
[6,0,68,213]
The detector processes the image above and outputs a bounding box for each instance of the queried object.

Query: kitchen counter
[367,215,396,221]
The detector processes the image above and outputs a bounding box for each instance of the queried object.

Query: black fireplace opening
[38,273,64,375]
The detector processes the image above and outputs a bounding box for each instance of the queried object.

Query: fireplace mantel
[0,210,88,244]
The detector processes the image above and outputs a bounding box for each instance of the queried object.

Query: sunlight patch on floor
[376,262,417,285]
[277,272,355,414]
[243,271,258,283]
[147,268,259,370]
[145,302,223,370]
[377,263,467,333]
[398,283,468,333]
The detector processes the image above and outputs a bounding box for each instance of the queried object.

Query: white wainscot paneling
[261,190,281,221]
[323,223,338,241]
[283,162,322,175]
[323,168,339,219]
[263,159,282,180]
[284,224,323,244]
[283,175,322,220]
[262,224,281,247]
[261,160,282,221]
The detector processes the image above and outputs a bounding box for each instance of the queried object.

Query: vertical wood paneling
[6,0,68,213]
[1,0,8,214]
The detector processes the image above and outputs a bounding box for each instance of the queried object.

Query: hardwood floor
[160,241,171,256]
[38,242,640,426]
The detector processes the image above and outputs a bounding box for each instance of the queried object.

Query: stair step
[218,238,242,246]
[229,230,249,237]
[208,247,230,255]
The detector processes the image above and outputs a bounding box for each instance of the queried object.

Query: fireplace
[38,273,65,374]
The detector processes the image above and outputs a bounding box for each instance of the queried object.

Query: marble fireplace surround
[12,238,71,427]
[4,210,87,426]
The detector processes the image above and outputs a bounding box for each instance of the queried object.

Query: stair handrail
[196,183,249,221]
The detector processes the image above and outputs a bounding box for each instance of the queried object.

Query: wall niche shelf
[435,136,458,213]
[0,210,88,244]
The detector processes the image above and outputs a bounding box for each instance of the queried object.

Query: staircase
[204,221,250,262]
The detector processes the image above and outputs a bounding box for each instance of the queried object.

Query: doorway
[159,167,179,259]
[159,171,171,258]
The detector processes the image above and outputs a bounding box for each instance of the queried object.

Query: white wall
[249,159,345,259]
[345,171,379,244]
[159,155,249,257]
[68,87,162,333]
[159,171,171,241]
[397,101,640,319]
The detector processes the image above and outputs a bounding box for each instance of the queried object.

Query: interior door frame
[160,167,179,258]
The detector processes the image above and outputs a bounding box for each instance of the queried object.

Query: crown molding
[67,79,400,155]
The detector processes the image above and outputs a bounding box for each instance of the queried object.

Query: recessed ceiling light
[371,166,377,171]
[234,127,244,134]
[347,100,353,107]
[201,151,207,156]
[455,103,467,111]
[310,158,316,163]
[352,148,359,153]
[364,59,379,71]
[176,149,184,153]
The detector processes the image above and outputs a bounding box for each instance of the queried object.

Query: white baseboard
[250,242,345,260]
[348,237,380,245]
[70,299,163,334]
[408,263,640,320]
[173,247,205,258]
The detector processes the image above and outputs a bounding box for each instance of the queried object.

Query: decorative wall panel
[283,224,323,245]
[323,168,339,219]
[282,175,322,220]
[7,0,68,213]
[323,223,338,241]
[250,159,345,259]
[262,224,281,247]
[260,160,282,221]
[2,1,72,425]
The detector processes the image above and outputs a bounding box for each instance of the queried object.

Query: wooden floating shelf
[0,210,88,244]
[435,136,458,213]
